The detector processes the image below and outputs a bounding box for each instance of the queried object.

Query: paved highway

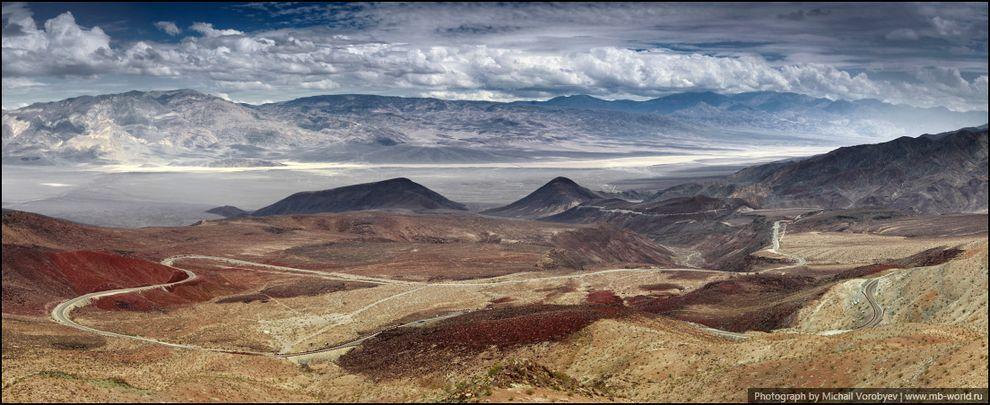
[50,267,275,356]
[857,278,884,328]
[765,219,884,330]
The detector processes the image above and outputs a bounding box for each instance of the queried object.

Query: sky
[2,2,987,111]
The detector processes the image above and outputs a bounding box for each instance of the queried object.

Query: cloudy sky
[2,2,987,111]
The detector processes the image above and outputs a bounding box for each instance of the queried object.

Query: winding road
[50,268,277,356]
[49,219,855,357]
[767,220,807,270]
[856,278,884,328]
[50,253,730,359]
[766,219,884,330]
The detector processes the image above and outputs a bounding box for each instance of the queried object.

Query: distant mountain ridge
[4,89,985,166]
[252,178,467,216]
[482,177,603,219]
[520,91,985,117]
[650,125,989,214]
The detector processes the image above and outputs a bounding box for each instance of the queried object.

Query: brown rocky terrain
[544,195,767,271]
[2,209,679,325]
[2,203,986,402]
[2,245,183,315]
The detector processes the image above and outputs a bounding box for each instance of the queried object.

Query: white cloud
[1,77,44,89]
[2,10,113,76]
[931,16,965,38]
[215,80,273,91]
[300,79,340,90]
[885,29,919,41]
[2,3,987,112]
[154,21,181,36]
[422,89,519,102]
[189,22,243,37]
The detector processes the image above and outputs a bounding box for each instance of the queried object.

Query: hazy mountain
[205,206,249,218]
[523,92,988,141]
[251,93,712,162]
[649,125,989,214]
[522,91,987,119]
[3,89,986,166]
[252,178,467,216]
[482,177,603,219]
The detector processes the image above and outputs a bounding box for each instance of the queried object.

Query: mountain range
[3,89,986,165]
[650,125,989,214]
[226,124,987,221]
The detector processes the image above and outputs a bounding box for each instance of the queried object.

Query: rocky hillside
[790,240,987,334]
[544,195,762,271]
[649,125,989,214]
[730,125,988,213]
[1,245,184,315]
[252,178,467,216]
[1,210,184,315]
[542,224,676,269]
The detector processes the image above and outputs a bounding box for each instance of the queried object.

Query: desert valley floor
[2,206,987,402]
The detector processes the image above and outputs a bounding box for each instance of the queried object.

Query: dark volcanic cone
[253,177,467,216]
[483,177,602,219]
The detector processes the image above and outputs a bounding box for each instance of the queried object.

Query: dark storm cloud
[777,8,831,21]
